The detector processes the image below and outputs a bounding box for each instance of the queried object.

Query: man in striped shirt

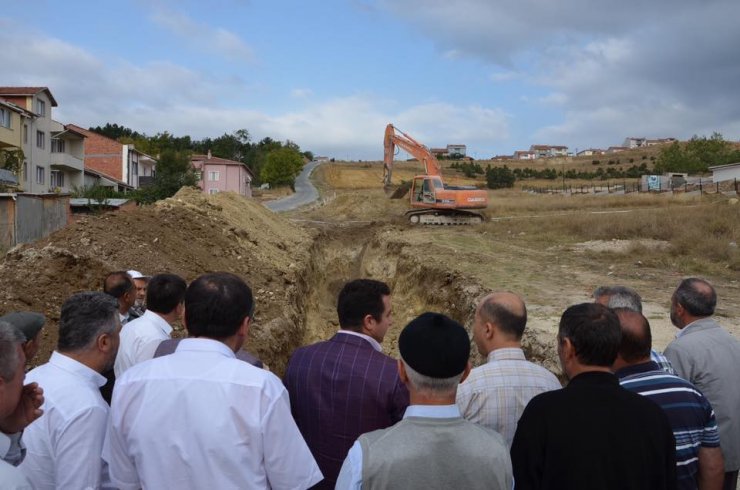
[614,308,724,490]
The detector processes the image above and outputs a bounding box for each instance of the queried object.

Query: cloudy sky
[2,0,739,159]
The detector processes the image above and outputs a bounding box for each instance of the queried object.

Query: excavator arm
[383,124,442,187]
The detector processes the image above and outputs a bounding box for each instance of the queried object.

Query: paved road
[264,160,321,212]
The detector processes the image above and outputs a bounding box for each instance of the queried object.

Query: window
[23,161,28,182]
[0,108,10,128]
[35,166,45,185]
[36,131,45,149]
[51,139,65,153]
[209,188,219,195]
[35,99,45,116]
[50,170,64,188]
[23,124,28,143]
[208,171,220,181]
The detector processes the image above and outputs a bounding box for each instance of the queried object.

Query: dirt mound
[0,188,313,371]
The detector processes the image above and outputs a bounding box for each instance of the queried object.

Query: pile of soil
[0,188,313,372]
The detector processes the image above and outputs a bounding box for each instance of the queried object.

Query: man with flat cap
[336,312,512,490]
[0,312,46,365]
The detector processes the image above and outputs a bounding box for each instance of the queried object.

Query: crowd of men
[0,272,738,489]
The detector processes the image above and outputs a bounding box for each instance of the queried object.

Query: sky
[2,0,739,160]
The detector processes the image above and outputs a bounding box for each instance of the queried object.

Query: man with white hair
[336,312,512,490]
[593,285,675,374]
[19,292,121,490]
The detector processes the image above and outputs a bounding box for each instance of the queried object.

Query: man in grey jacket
[664,277,740,490]
[335,312,512,490]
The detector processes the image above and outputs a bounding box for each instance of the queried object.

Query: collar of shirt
[566,370,619,388]
[403,404,461,419]
[139,309,173,336]
[335,330,383,352]
[49,351,107,388]
[0,431,11,459]
[488,347,526,363]
[676,317,717,338]
[119,312,128,324]
[614,360,661,379]
[175,338,237,358]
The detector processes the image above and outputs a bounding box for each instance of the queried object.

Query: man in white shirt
[0,321,42,490]
[103,271,138,325]
[18,292,120,490]
[106,272,322,490]
[114,273,186,377]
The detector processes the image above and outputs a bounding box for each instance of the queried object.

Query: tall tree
[260,147,304,189]
[135,150,197,204]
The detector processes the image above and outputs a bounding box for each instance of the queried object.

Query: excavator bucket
[386,181,412,199]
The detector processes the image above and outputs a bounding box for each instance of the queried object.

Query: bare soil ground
[2,162,738,380]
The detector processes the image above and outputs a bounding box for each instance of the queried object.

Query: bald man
[614,309,724,490]
[456,292,561,447]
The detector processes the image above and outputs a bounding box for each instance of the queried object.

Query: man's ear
[397,359,409,384]
[238,316,251,338]
[485,321,495,341]
[98,333,112,354]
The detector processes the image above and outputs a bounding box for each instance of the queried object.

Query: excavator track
[405,209,485,225]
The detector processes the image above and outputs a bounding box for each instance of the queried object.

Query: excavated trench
[263,223,559,377]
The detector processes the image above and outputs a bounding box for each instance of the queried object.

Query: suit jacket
[511,371,677,490]
[283,332,409,489]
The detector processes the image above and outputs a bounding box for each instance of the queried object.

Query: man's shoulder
[289,335,395,365]
[0,460,32,490]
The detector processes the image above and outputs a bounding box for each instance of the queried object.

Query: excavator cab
[413,177,436,204]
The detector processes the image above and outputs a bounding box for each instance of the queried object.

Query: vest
[360,416,512,490]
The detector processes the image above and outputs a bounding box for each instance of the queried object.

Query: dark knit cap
[0,311,46,341]
[398,312,470,378]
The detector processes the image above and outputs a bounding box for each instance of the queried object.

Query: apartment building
[530,144,569,158]
[66,124,156,189]
[0,99,34,186]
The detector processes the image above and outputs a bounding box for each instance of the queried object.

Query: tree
[655,133,740,174]
[134,150,197,204]
[486,165,515,189]
[260,148,303,189]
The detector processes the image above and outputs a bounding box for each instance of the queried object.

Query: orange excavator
[383,123,488,225]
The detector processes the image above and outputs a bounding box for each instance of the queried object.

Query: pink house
[191,151,254,197]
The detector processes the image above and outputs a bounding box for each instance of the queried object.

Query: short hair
[559,303,621,367]
[337,279,391,330]
[58,292,119,352]
[401,359,462,397]
[184,272,253,339]
[478,297,527,339]
[615,308,652,363]
[0,321,25,381]
[103,271,134,299]
[146,274,187,314]
[593,285,642,313]
[674,278,716,317]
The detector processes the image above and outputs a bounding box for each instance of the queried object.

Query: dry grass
[482,194,740,276]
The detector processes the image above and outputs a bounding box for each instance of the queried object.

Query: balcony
[50,152,84,173]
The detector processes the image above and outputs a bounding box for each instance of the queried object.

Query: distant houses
[191,151,254,198]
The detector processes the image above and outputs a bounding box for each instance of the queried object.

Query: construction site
[1,149,739,376]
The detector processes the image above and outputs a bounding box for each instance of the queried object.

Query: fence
[0,194,71,250]
[522,178,739,196]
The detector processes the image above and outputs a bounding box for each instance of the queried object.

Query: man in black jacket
[511,303,677,490]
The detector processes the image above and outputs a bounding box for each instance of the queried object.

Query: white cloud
[290,88,314,98]
[148,8,255,62]
[378,0,740,148]
[0,22,509,160]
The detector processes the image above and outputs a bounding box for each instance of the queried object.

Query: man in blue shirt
[614,308,724,490]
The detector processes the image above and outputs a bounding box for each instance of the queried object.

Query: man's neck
[566,364,612,379]
[488,339,521,354]
[409,391,456,406]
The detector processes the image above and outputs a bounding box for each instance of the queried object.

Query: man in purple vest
[283,279,409,489]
